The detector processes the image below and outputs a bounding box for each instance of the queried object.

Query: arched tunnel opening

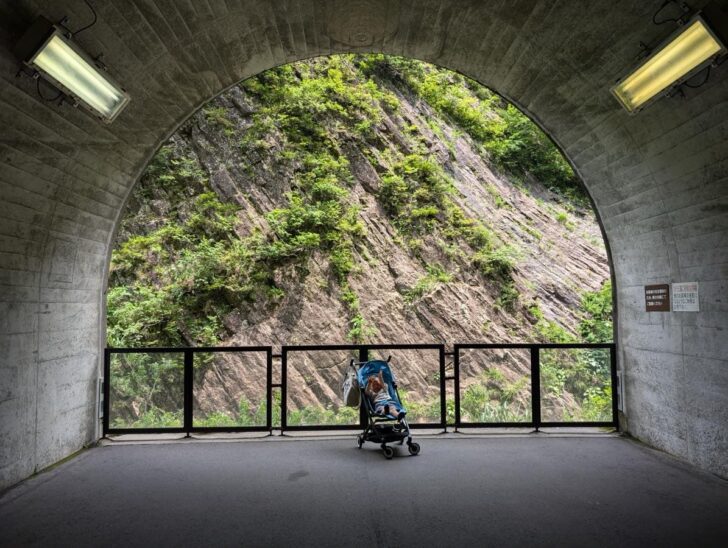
[1,1,726,545]
[104,54,615,434]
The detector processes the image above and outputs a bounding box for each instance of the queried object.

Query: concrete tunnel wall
[0,0,727,489]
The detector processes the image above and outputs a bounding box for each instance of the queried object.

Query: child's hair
[367,374,383,391]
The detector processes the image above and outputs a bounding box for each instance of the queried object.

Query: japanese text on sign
[672,282,699,312]
[645,284,670,312]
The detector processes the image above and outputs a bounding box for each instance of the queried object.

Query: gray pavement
[1,434,726,547]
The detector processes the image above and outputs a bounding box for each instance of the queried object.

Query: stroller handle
[350,355,392,369]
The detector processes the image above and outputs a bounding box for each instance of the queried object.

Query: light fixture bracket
[611,13,727,114]
[14,16,130,123]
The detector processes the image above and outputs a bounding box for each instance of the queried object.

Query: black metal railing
[280,344,447,431]
[103,346,272,435]
[453,343,617,429]
[103,342,617,436]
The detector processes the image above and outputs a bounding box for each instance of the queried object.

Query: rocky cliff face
[109,56,611,426]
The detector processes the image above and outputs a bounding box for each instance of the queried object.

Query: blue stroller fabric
[357,360,406,416]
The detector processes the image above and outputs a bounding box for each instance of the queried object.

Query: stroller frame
[350,356,421,459]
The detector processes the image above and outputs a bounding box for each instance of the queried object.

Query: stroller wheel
[407,442,421,456]
[382,446,394,460]
[357,435,364,448]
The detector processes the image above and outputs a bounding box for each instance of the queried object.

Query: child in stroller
[365,370,406,421]
[351,357,421,459]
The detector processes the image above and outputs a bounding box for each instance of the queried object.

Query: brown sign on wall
[645,284,670,312]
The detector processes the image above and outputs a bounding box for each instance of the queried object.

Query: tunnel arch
[105,52,617,430]
[1,0,726,489]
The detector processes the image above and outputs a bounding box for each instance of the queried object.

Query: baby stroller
[350,357,421,459]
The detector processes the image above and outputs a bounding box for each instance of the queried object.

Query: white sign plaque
[672,282,699,312]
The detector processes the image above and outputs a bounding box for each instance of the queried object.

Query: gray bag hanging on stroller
[342,368,360,407]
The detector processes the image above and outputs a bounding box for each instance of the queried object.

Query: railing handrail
[454,342,615,349]
[106,342,616,352]
[106,345,273,352]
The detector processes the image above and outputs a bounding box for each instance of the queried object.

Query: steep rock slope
[108,56,611,426]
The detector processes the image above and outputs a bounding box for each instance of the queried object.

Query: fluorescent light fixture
[611,16,726,113]
[15,17,130,123]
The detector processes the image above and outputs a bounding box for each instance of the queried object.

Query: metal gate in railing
[103,342,618,435]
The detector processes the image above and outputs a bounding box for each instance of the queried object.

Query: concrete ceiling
[0,0,726,489]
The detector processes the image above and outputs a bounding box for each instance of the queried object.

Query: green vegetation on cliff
[109,55,593,350]
[360,55,584,205]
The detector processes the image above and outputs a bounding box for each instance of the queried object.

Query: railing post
[183,349,193,436]
[103,348,110,436]
[281,347,288,433]
[266,348,273,433]
[439,345,447,432]
[531,346,541,432]
[610,343,619,429]
[359,347,369,428]
[453,345,461,431]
